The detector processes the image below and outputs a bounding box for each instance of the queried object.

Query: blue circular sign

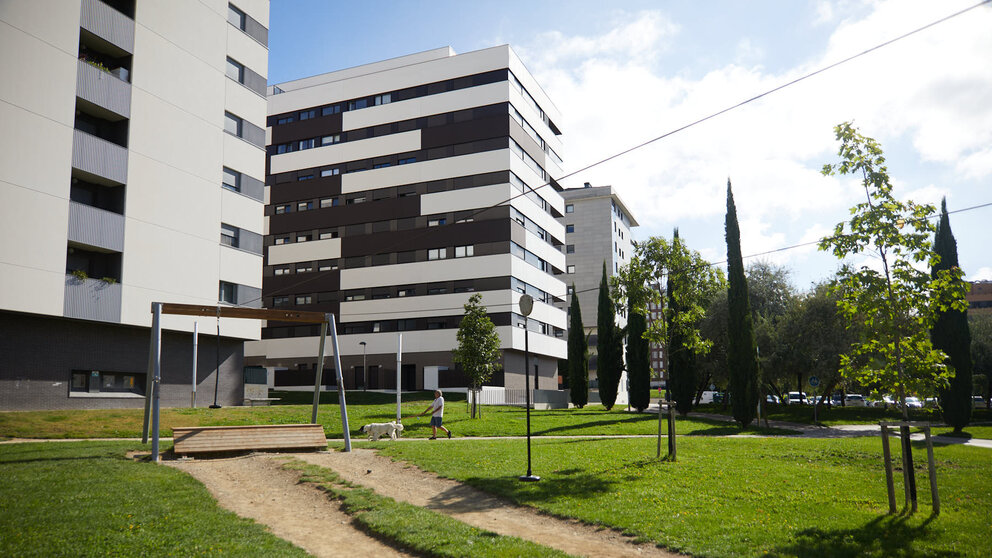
[808,376,820,388]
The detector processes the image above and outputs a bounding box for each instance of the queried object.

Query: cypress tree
[667,229,697,415]
[597,262,620,409]
[626,300,651,412]
[931,198,972,432]
[726,180,759,427]
[567,284,588,408]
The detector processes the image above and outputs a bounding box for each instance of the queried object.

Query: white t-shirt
[430,396,444,418]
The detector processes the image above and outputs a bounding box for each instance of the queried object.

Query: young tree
[667,229,698,415]
[726,180,759,427]
[626,301,651,412]
[818,122,968,420]
[597,262,622,410]
[452,293,502,419]
[567,285,589,408]
[931,199,972,432]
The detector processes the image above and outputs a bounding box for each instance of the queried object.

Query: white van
[786,391,807,405]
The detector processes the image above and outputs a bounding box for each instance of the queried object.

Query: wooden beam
[157,303,327,323]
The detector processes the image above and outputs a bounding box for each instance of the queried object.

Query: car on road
[844,394,868,407]
[904,396,923,409]
[785,391,807,405]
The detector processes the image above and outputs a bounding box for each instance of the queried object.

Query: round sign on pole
[809,376,820,388]
[519,294,534,317]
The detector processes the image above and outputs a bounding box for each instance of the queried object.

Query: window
[566,224,575,233]
[397,287,415,297]
[567,265,575,274]
[318,230,339,239]
[227,4,246,30]
[297,263,313,273]
[428,217,446,227]
[297,201,314,211]
[428,248,447,260]
[222,167,240,192]
[374,93,391,105]
[373,162,391,169]
[275,204,290,214]
[372,322,382,333]
[397,318,417,331]
[220,223,239,248]
[273,295,289,307]
[224,112,242,136]
[276,143,294,154]
[298,138,315,150]
[219,281,236,303]
[297,233,311,242]
[427,319,445,330]
[299,109,317,120]
[274,267,290,276]
[297,173,314,181]
[319,198,337,209]
[454,245,474,258]
[321,105,341,116]
[566,244,575,254]
[276,115,294,124]
[428,286,447,295]
[321,135,340,146]
[295,295,312,305]
[318,260,338,271]
[347,196,366,205]
[274,236,289,245]
[565,204,574,213]
[226,57,244,82]
[320,168,340,177]
[398,157,417,165]
[343,292,366,302]
[567,285,574,295]
[349,98,368,110]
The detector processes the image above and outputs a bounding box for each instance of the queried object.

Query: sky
[268,0,992,291]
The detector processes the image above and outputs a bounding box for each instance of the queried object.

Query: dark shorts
[430,416,443,427]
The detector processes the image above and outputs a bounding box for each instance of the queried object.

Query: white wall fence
[467,386,569,409]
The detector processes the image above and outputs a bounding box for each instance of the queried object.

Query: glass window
[297,233,311,242]
[566,224,575,233]
[374,93,391,105]
[224,112,242,136]
[274,267,290,276]
[454,245,474,258]
[349,98,368,110]
[219,281,236,303]
[275,205,290,214]
[428,217,446,227]
[276,115,294,125]
[299,109,317,120]
[297,173,314,181]
[397,287,415,297]
[297,201,313,211]
[222,167,240,192]
[428,248,447,260]
[299,138,315,150]
[274,236,289,245]
[565,204,574,213]
[227,4,246,30]
[567,265,576,274]
[398,157,417,165]
[321,135,340,146]
[320,168,340,177]
[296,295,312,305]
[226,57,244,82]
[321,105,341,116]
[347,196,366,205]
[566,244,575,254]
[318,230,339,240]
[273,295,289,307]
[220,223,238,248]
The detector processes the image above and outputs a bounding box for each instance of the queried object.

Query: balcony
[72,129,127,185]
[80,0,134,54]
[77,59,131,119]
[68,201,125,252]
[64,274,122,323]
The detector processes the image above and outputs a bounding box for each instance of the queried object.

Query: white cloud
[515,1,992,285]
[970,267,992,282]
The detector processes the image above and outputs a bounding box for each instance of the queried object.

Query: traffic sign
[809,376,820,388]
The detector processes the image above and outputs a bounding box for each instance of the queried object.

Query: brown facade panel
[270,113,342,145]
[421,114,510,150]
[340,219,511,257]
[269,174,342,205]
[269,196,421,234]
[263,271,340,295]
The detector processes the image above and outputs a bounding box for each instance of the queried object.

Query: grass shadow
[461,471,618,505]
[531,414,656,436]
[771,513,956,558]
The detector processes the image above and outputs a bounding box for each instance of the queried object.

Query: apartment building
[246,46,568,391]
[557,184,638,390]
[967,281,992,314]
[0,0,269,410]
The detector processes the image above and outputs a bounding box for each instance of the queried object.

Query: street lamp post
[359,341,367,392]
[518,294,539,482]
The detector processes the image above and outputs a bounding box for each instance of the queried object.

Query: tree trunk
[694,373,711,406]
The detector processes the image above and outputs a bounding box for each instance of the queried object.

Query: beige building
[0,0,269,409]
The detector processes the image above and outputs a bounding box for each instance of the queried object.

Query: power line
[241,0,990,308]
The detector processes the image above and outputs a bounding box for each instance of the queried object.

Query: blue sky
[268,0,992,290]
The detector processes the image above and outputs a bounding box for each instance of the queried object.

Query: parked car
[765,394,781,404]
[973,396,988,409]
[844,394,868,407]
[785,391,807,405]
[904,396,923,409]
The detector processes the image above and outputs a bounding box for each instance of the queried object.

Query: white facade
[0,0,269,409]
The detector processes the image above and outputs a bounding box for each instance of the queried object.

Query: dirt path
[290,449,678,558]
[167,454,413,558]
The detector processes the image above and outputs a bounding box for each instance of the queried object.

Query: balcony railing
[68,201,125,252]
[77,59,131,118]
[64,274,122,323]
[80,0,135,54]
[72,129,128,185]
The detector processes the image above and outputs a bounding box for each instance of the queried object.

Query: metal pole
[360,341,367,392]
[900,424,917,513]
[881,423,897,513]
[191,322,198,408]
[142,317,156,444]
[924,426,939,515]
[396,335,402,422]
[210,310,221,408]
[329,314,351,452]
[311,320,328,424]
[519,325,539,481]
[150,303,163,462]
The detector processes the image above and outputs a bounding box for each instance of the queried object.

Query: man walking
[418,390,451,440]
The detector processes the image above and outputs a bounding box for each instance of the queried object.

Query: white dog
[361,421,404,441]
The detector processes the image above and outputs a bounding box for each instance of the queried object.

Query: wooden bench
[172,424,327,455]
[243,397,281,407]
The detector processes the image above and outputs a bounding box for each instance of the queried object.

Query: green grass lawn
[932,425,992,440]
[0,391,797,439]
[0,441,307,557]
[370,436,992,557]
[696,402,992,427]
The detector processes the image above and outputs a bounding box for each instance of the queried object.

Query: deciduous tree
[453,293,502,419]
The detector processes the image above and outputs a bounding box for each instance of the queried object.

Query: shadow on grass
[531,414,656,436]
[771,513,956,558]
[456,470,619,506]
